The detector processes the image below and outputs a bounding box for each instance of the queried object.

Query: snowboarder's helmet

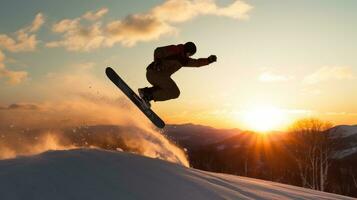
[184,42,196,56]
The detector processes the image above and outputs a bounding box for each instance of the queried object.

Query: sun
[242,105,285,132]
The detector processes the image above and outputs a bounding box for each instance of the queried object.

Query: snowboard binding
[138,87,153,108]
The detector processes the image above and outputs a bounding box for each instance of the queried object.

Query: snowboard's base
[105,67,165,129]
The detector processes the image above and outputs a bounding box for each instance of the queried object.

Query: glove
[207,55,217,64]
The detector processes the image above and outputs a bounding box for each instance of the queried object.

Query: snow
[333,125,357,138]
[0,149,354,200]
[333,147,357,159]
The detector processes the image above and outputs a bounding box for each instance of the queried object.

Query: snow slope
[330,125,357,159]
[333,125,357,138]
[0,149,354,200]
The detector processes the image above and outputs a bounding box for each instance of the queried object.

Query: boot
[138,87,153,108]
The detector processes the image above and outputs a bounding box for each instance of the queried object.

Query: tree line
[187,118,357,197]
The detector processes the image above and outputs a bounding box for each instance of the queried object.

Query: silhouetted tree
[288,118,336,191]
[352,172,357,190]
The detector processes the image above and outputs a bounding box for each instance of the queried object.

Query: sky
[1,0,357,131]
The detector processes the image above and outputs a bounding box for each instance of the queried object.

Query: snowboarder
[138,42,217,107]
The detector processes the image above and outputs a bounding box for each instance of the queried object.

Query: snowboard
[105,67,165,129]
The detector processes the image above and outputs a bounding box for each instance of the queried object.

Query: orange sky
[1,0,357,131]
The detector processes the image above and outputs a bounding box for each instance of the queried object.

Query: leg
[146,69,180,101]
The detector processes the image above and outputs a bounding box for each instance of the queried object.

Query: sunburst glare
[241,105,285,132]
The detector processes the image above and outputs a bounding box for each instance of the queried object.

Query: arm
[184,55,217,67]
[185,58,210,67]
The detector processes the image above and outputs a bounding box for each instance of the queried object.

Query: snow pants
[146,69,180,101]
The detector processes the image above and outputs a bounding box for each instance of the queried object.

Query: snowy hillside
[0,149,354,200]
[331,125,357,159]
[332,125,357,138]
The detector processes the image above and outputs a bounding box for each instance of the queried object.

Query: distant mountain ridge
[163,123,240,149]
[332,125,357,138]
[330,125,357,159]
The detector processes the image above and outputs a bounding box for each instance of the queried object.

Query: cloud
[215,0,252,19]
[3,103,41,110]
[304,66,355,84]
[0,50,28,85]
[47,0,253,51]
[105,14,175,47]
[0,69,28,85]
[28,13,45,32]
[0,31,38,52]
[285,109,313,115]
[82,8,109,21]
[325,112,352,116]
[258,72,290,82]
[0,50,4,68]
[0,13,44,52]
[46,10,108,51]
[0,13,44,84]
[47,21,106,51]
[151,0,252,23]
[51,18,81,33]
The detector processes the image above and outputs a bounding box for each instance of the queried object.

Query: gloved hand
[207,55,217,64]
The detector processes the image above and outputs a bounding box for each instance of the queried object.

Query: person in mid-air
[138,42,217,107]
